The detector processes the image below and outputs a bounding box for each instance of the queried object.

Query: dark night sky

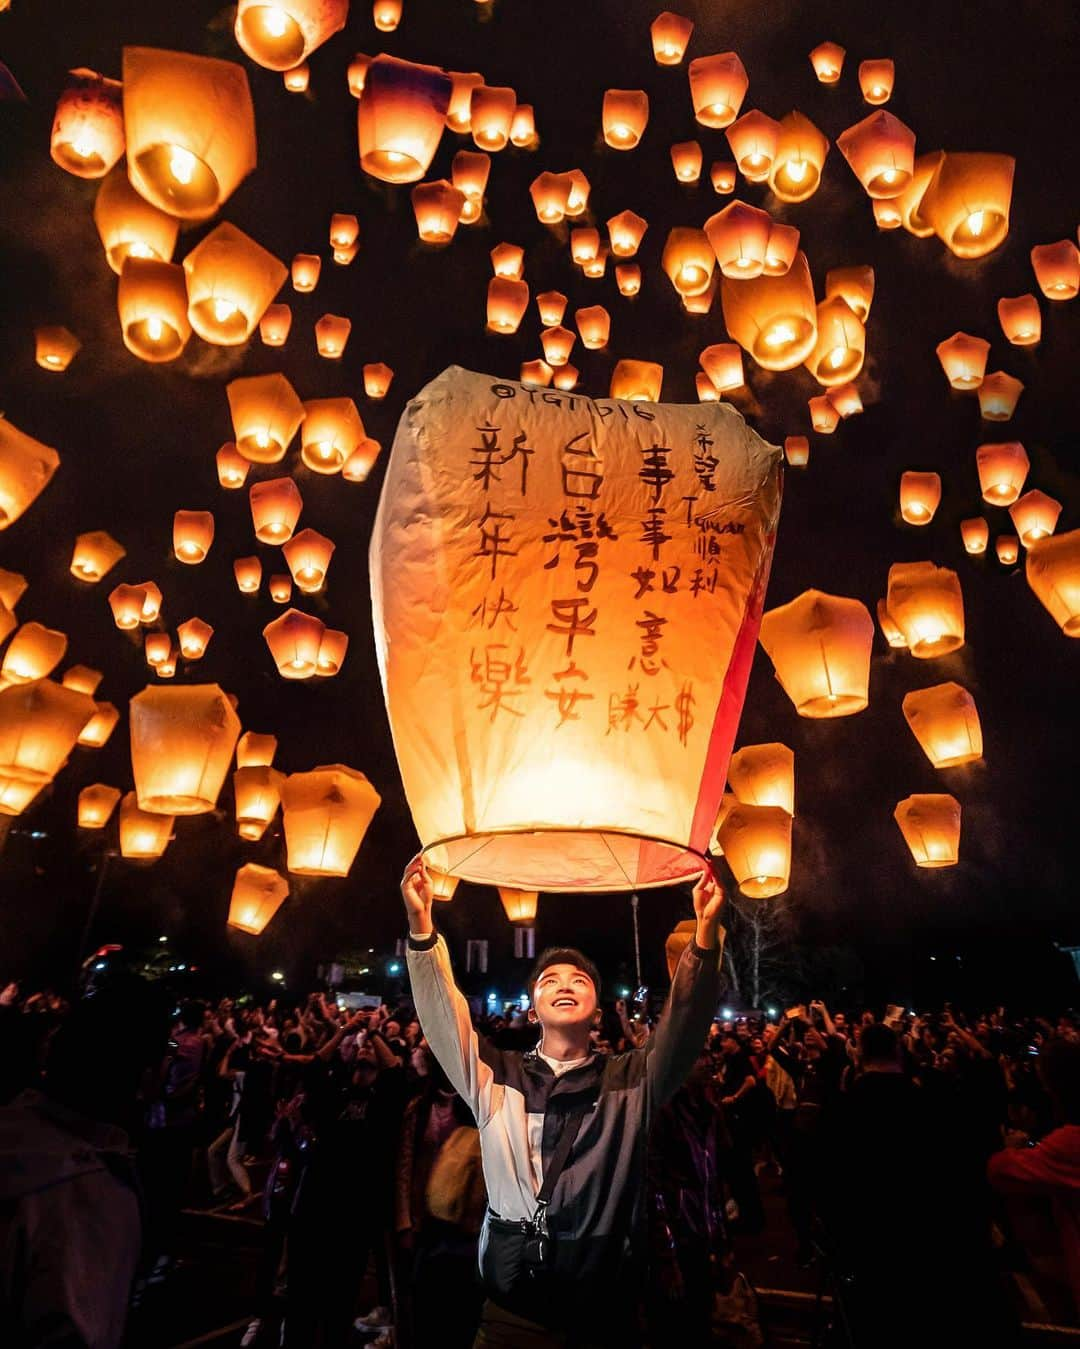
[0,0,1077,1001]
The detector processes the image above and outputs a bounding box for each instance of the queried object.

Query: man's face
[532,963,598,1035]
[834,1013,847,1032]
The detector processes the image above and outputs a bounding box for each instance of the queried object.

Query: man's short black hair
[859,1022,898,1064]
[527,947,601,1001]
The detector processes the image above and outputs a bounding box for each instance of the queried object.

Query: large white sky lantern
[371,366,782,893]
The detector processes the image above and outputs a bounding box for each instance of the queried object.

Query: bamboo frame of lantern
[903,683,982,768]
[173,510,214,564]
[300,398,365,474]
[487,277,529,333]
[615,263,641,296]
[269,574,293,603]
[263,607,324,678]
[900,471,942,525]
[824,265,874,323]
[700,343,744,393]
[233,768,285,841]
[342,437,382,482]
[978,371,1024,422]
[1010,490,1062,548]
[716,804,792,898]
[960,518,989,555]
[1026,530,1080,636]
[688,52,748,129]
[234,0,347,71]
[446,71,482,133]
[726,110,779,182]
[0,680,95,812]
[363,363,394,399]
[806,297,865,385]
[234,557,263,594]
[412,180,466,244]
[2,623,68,684]
[358,55,451,184]
[886,561,964,658]
[228,373,306,464]
[721,249,817,371]
[976,441,1029,506]
[837,110,914,198]
[536,291,567,326]
[314,313,351,359]
[123,47,256,220]
[283,528,335,592]
[609,360,663,402]
[540,327,576,367]
[119,791,173,858]
[936,332,989,390]
[490,242,525,279]
[858,58,895,104]
[281,765,381,875]
[651,11,693,65]
[34,327,81,373]
[919,152,1015,259]
[894,794,961,868]
[770,111,829,202]
[452,150,490,223]
[997,294,1042,346]
[809,41,845,84]
[118,258,191,363]
[291,253,321,292]
[1031,240,1080,300]
[662,227,715,296]
[705,201,772,279]
[759,589,873,717]
[63,666,103,696]
[259,303,292,347]
[70,531,125,583]
[78,784,122,828]
[710,161,737,194]
[216,442,250,489]
[510,104,537,148]
[177,617,213,659]
[109,584,148,630]
[471,85,516,151]
[607,210,647,258]
[729,742,794,814]
[130,684,240,814]
[602,89,649,149]
[51,68,124,178]
[670,141,703,182]
[228,863,289,934]
[784,435,809,467]
[574,306,610,350]
[94,169,179,273]
[250,477,303,544]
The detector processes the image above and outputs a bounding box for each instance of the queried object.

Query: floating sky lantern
[710,161,737,194]
[234,556,262,594]
[123,47,256,220]
[764,222,799,277]
[300,398,365,474]
[721,250,818,371]
[358,55,451,184]
[886,561,964,657]
[976,441,1029,505]
[609,359,663,401]
[228,863,289,934]
[491,242,525,280]
[250,477,302,544]
[228,373,305,464]
[1026,530,1080,635]
[130,683,240,814]
[602,89,649,149]
[809,41,845,84]
[996,535,1019,565]
[51,68,124,179]
[233,767,285,841]
[452,150,490,223]
[696,373,719,402]
[216,442,250,489]
[445,71,482,133]
[144,633,171,668]
[177,617,213,660]
[283,528,335,593]
[1031,240,1080,300]
[78,701,120,748]
[263,608,324,678]
[554,364,580,392]
[978,371,1023,422]
[173,510,214,564]
[487,277,529,333]
[670,140,703,182]
[363,362,394,400]
[651,11,693,64]
[281,766,381,876]
[616,264,641,296]
[510,104,538,148]
[185,223,287,345]
[716,804,792,898]
[960,517,989,554]
[581,245,608,278]
[333,240,359,266]
[34,326,81,373]
[118,257,191,363]
[574,306,610,351]
[94,169,179,273]
[119,791,173,859]
[682,273,717,315]
[471,85,516,151]
[700,343,744,393]
[109,584,147,630]
[259,303,292,347]
[806,297,865,385]
[291,253,321,292]
[997,294,1042,346]
[903,683,982,768]
[770,111,829,202]
[827,383,863,418]
[919,152,1015,259]
[2,623,68,684]
[0,573,27,612]
[530,171,573,224]
[873,199,902,230]
[808,395,840,434]
[895,150,944,237]
[858,58,895,104]
[329,213,359,251]
[429,870,461,903]
[570,228,600,266]
[688,52,748,129]
[314,313,351,359]
[283,63,309,93]
[705,201,771,279]
[137,582,163,625]
[63,667,103,697]
[0,680,95,815]
[347,52,371,97]
[894,794,960,867]
[662,227,715,297]
[936,332,989,390]
[900,471,942,525]
[78,784,121,829]
[269,574,293,603]
[237,731,277,768]
[412,179,466,243]
[342,437,382,482]
[70,530,125,583]
[537,291,567,326]
[1010,490,1062,548]
[540,326,576,367]
[759,589,873,717]
[498,887,539,925]
[520,360,554,386]
[729,742,794,814]
[607,210,648,258]
[784,435,809,467]
[877,599,907,648]
[726,109,779,182]
[234,0,347,70]
[316,628,349,677]
[837,109,914,197]
[373,0,401,30]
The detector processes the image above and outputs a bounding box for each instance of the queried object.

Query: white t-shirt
[528,1051,591,1187]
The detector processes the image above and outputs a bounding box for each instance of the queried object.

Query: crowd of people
[1,970,1078,1347]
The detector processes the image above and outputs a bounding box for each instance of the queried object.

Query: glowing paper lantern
[764,223,799,277]
[269,574,292,603]
[281,765,381,876]
[237,732,277,768]
[430,871,460,902]
[363,363,394,400]
[894,794,960,868]
[880,607,909,655]
[94,169,179,273]
[233,769,285,841]
[570,229,600,266]
[688,52,748,129]
[662,227,715,296]
[412,179,466,243]
[759,590,872,717]
[471,86,516,151]
[899,472,942,526]
[144,633,171,668]
[316,629,349,676]
[78,702,120,748]
[228,373,305,464]
[581,246,608,279]
[651,12,693,65]
[301,398,365,474]
[607,211,647,259]
[119,791,173,859]
[370,366,782,891]
[234,0,347,70]
[609,360,663,401]
[696,374,719,403]
[1010,490,1062,548]
[347,52,372,97]
[936,333,989,390]
[721,250,818,371]
[573,307,609,351]
[50,69,124,180]
[130,683,239,815]
[63,667,103,696]
[809,396,839,434]
[452,150,490,223]
[700,343,744,393]
[976,441,1029,506]
[177,617,213,659]
[358,56,451,184]
[487,278,529,333]
[263,607,324,678]
[0,681,95,815]
[291,253,321,292]
[283,63,309,93]
[234,557,262,594]
[896,150,944,236]
[1031,241,1080,300]
[330,213,359,250]
[554,365,580,392]
[827,383,863,419]
[784,436,809,467]
[118,258,191,362]
[216,442,249,489]
[886,561,964,658]
[710,161,736,194]
[602,89,649,149]
[137,583,162,624]
[837,110,914,198]
[34,327,81,373]
[873,199,902,230]
[705,201,771,279]
[491,243,525,280]
[250,477,302,544]
[520,360,554,388]
[996,536,1019,565]
[510,105,537,149]
[78,784,121,829]
[809,41,845,84]
[541,327,576,368]
[902,683,982,769]
[919,152,1015,259]
[670,141,703,182]
[283,528,335,593]
[825,265,874,323]
[716,804,791,898]
[314,314,351,359]
[498,888,539,925]
[342,438,383,482]
[978,372,1023,422]
[70,531,125,583]
[228,863,289,934]
[373,0,401,32]
[997,294,1042,346]
[333,240,359,266]
[726,110,779,182]
[173,510,214,564]
[960,518,989,554]
[0,573,27,612]
[616,264,641,297]
[728,742,794,815]
[123,47,256,220]
[806,298,865,386]
[2,623,67,685]
[770,111,829,202]
[109,584,148,630]
[537,291,567,326]
[530,172,573,225]
[446,71,482,133]
[1026,530,1080,635]
[858,58,895,104]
